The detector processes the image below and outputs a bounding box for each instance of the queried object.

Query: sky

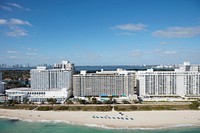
[0,0,200,66]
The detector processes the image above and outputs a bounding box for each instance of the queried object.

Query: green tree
[79,99,87,104]
[113,99,117,104]
[91,97,97,104]
[103,100,112,104]
[96,101,102,104]
[23,97,29,104]
[122,100,130,104]
[189,101,200,110]
[47,98,57,105]
[66,100,74,104]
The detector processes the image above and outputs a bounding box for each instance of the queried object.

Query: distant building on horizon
[73,68,137,97]
[138,62,200,101]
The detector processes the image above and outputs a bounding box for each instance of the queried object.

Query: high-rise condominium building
[6,61,74,103]
[0,72,3,93]
[138,62,200,100]
[30,61,74,91]
[73,69,136,97]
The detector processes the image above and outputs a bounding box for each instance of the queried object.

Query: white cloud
[7,50,19,54]
[7,3,23,9]
[160,41,168,45]
[26,53,37,56]
[130,49,143,56]
[0,5,12,11]
[9,18,32,26]
[112,23,147,31]
[0,18,31,37]
[9,56,21,59]
[163,51,177,54]
[7,3,30,11]
[130,49,177,57]
[0,18,31,26]
[6,28,28,37]
[146,49,161,55]
[153,26,200,38]
[27,48,39,51]
[0,19,7,25]
[116,32,135,36]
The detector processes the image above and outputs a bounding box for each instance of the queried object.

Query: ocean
[0,118,199,133]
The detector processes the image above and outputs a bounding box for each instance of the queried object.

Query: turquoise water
[0,118,200,133]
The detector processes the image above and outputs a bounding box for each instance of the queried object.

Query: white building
[73,68,137,97]
[31,66,72,91]
[0,72,4,94]
[6,87,69,103]
[6,61,74,103]
[138,62,200,101]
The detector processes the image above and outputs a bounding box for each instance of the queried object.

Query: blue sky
[0,0,200,66]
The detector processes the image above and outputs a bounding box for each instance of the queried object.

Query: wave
[0,116,19,120]
[84,123,160,130]
[84,124,153,130]
[84,124,115,129]
[0,116,199,130]
[84,123,200,130]
[0,116,70,124]
[38,119,70,124]
[164,124,199,128]
[22,119,33,122]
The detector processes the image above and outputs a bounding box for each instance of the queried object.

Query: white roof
[6,88,31,92]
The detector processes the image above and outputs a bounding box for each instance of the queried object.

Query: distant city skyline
[0,62,193,68]
[0,0,200,66]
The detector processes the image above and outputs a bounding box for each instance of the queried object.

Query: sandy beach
[0,109,200,128]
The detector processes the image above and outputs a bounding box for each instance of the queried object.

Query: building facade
[0,72,3,94]
[73,69,136,97]
[31,67,72,91]
[138,62,200,101]
[6,87,69,103]
[6,61,74,103]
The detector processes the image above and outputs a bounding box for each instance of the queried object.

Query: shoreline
[0,117,199,130]
[0,109,200,129]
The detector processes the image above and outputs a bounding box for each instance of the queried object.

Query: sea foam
[84,123,200,130]
[0,116,199,130]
